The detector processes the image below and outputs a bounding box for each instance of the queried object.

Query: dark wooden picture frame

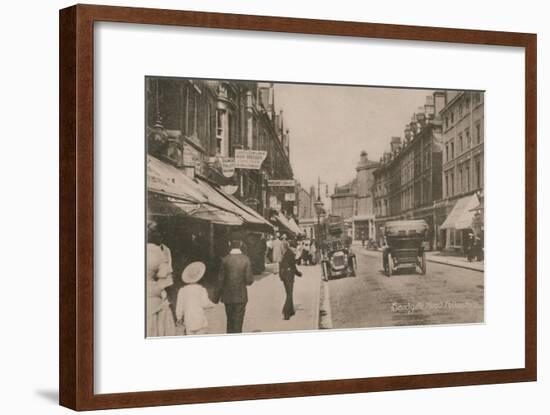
[59,4,537,411]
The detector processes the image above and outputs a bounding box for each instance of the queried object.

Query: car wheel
[387,253,393,277]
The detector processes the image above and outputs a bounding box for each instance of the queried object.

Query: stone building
[352,151,379,242]
[146,77,294,220]
[330,179,357,221]
[435,91,484,251]
[372,92,445,249]
[329,151,379,242]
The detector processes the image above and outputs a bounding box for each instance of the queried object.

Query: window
[445,174,449,198]
[465,128,471,148]
[475,159,481,189]
[465,165,470,192]
[458,167,463,193]
[446,144,449,162]
[458,103,463,117]
[451,141,455,160]
[216,109,224,155]
[474,92,481,104]
[450,111,454,123]
[476,123,482,144]
[459,134,463,153]
[185,89,197,136]
[445,116,449,129]
[450,172,455,196]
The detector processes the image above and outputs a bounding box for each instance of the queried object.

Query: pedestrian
[266,234,274,263]
[271,232,284,274]
[310,239,317,265]
[361,231,366,247]
[474,235,483,261]
[279,240,303,320]
[215,233,254,334]
[295,240,304,265]
[466,233,475,262]
[175,261,213,335]
[146,242,176,337]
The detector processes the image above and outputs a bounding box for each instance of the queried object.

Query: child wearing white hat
[175,261,214,335]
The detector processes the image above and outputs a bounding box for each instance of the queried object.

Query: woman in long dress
[147,243,176,337]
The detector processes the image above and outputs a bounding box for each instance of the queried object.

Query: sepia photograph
[146,77,485,337]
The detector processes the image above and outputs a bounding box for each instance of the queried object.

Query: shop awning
[206,182,275,232]
[274,213,302,237]
[147,194,244,226]
[194,178,273,232]
[147,155,206,203]
[147,155,274,231]
[288,218,304,236]
[440,194,480,230]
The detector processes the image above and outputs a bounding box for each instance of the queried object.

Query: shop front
[439,193,480,253]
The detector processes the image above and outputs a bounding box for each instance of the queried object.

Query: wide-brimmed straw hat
[181,261,206,284]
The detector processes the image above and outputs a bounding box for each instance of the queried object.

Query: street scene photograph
[146,77,485,337]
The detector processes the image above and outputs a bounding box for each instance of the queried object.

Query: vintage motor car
[382,219,428,276]
[317,215,357,280]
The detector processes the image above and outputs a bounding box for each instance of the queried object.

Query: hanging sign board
[268,179,295,187]
[234,149,267,169]
[269,195,281,210]
[219,157,235,177]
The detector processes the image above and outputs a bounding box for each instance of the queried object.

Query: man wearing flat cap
[216,232,254,333]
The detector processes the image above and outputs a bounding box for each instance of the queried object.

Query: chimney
[424,95,435,119]
[390,136,401,153]
[433,91,446,118]
[416,107,426,125]
[404,125,412,143]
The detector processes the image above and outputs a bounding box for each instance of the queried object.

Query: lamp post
[314,176,328,241]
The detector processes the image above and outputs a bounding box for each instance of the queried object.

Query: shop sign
[284,192,296,201]
[269,195,281,210]
[183,142,202,175]
[268,179,295,187]
[219,157,235,177]
[234,149,267,169]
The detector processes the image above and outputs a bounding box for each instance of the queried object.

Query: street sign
[268,179,295,187]
[234,149,267,169]
[284,192,296,201]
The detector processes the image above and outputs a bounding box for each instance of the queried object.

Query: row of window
[444,92,482,130]
[445,122,483,163]
[444,158,482,198]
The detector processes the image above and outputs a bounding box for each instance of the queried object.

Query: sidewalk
[356,246,484,272]
[203,263,322,335]
[425,251,484,272]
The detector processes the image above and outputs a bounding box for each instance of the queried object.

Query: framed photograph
[59,4,537,411]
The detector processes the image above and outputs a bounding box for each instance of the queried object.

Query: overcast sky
[273,83,433,193]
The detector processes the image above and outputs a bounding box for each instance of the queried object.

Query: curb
[425,257,484,272]
[318,279,333,329]
[356,248,484,272]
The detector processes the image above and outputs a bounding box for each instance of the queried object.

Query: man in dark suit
[279,240,303,320]
[217,235,254,333]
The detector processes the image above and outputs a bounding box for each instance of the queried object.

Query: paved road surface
[328,250,484,329]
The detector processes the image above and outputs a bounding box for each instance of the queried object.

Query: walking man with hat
[216,233,254,333]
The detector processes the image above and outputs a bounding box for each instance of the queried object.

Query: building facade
[353,151,379,242]
[146,77,295,220]
[330,179,357,221]
[372,92,445,249]
[329,151,379,242]
[435,91,484,251]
